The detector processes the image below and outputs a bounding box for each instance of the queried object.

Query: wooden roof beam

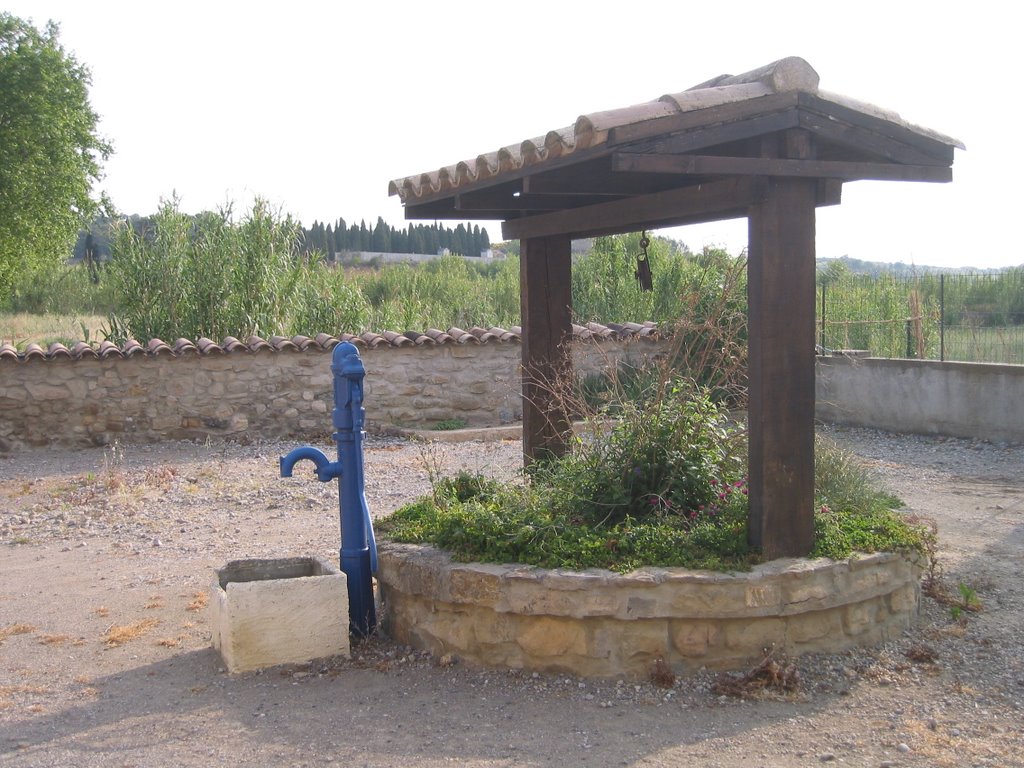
[501,177,768,240]
[797,93,959,163]
[611,152,953,183]
[624,110,801,156]
[455,191,630,214]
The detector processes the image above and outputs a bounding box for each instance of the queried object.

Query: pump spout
[279,446,339,482]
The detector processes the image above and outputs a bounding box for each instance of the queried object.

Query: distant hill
[816,255,1019,277]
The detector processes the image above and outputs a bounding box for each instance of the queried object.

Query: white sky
[7,0,1019,269]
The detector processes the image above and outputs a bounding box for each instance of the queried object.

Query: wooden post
[520,234,573,465]
[747,129,817,558]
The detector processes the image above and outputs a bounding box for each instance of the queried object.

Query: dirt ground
[1,428,1022,768]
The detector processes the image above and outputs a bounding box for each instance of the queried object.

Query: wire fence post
[940,273,945,362]
[820,283,826,348]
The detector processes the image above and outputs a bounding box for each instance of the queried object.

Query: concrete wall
[816,356,1024,443]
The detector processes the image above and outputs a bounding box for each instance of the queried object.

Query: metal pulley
[635,233,653,292]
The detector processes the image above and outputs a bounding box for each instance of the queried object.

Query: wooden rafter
[611,152,953,183]
[501,178,767,240]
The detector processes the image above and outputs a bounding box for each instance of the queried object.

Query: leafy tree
[0,14,111,296]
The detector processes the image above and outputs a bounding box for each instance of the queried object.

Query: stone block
[25,383,68,400]
[888,583,920,613]
[211,557,349,673]
[843,600,879,636]
[516,616,587,658]
[448,566,504,607]
[787,609,843,645]
[721,617,785,652]
[670,620,721,657]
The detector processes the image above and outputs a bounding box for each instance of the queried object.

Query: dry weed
[94,606,110,618]
[0,623,37,644]
[145,594,164,609]
[0,684,49,697]
[144,465,177,488]
[186,592,209,612]
[711,648,800,698]
[904,644,939,664]
[37,633,69,646]
[104,618,160,647]
[649,658,676,689]
[156,637,181,648]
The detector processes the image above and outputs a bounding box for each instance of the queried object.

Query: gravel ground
[1,427,1022,767]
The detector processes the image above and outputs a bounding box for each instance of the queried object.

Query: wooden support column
[747,129,818,559]
[520,234,573,465]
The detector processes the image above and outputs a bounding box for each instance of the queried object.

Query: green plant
[380,377,753,573]
[948,582,983,621]
[105,197,305,342]
[957,582,981,608]
[431,418,468,431]
[381,391,933,573]
[541,378,746,528]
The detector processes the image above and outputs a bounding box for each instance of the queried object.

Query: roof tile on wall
[0,322,657,363]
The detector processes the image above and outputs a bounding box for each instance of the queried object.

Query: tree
[0,14,111,296]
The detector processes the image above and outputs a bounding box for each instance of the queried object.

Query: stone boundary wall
[4,346,1021,452]
[816,356,1024,444]
[378,543,922,678]
[0,337,668,451]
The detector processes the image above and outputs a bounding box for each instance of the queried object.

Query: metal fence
[818,271,1024,364]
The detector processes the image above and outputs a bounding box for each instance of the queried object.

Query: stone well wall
[378,543,923,678]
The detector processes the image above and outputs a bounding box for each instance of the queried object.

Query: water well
[377,544,922,678]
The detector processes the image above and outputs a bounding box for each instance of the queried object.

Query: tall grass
[819,268,1024,361]
[3,231,749,348]
[0,312,107,347]
[105,198,305,342]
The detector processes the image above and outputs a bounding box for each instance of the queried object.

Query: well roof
[389,57,962,238]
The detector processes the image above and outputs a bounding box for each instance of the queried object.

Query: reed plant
[105,197,304,342]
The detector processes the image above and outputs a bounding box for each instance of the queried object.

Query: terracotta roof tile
[337,333,363,348]
[70,341,98,358]
[448,326,481,344]
[389,56,962,204]
[381,331,413,347]
[245,336,272,353]
[468,326,498,344]
[0,322,655,363]
[422,329,448,344]
[357,331,387,348]
[46,342,72,359]
[122,339,145,356]
[314,332,341,350]
[146,339,172,355]
[172,338,199,355]
[196,337,224,355]
[288,335,315,351]
[267,335,298,352]
[221,336,246,352]
[23,343,45,360]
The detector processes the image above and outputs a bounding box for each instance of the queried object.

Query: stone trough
[377,543,922,678]
[211,557,350,673]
